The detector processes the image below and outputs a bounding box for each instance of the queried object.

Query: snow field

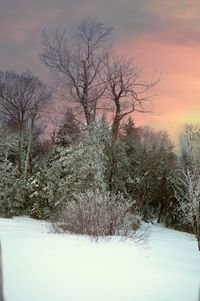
[0,217,200,301]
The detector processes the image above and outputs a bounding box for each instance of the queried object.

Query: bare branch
[41,21,112,125]
[105,51,159,140]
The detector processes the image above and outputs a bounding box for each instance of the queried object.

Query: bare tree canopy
[40,21,159,135]
[0,70,51,175]
[104,52,159,191]
[105,52,160,140]
[0,70,51,131]
[40,21,112,125]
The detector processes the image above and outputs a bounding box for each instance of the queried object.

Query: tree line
[0,21,199,249]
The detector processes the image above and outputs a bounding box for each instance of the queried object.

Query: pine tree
[54,121,111,207]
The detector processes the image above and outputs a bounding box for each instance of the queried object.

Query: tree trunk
[24,131,32,180]
[108,140,116,191]
[18,130,24,174]
[107,113,121,191]
[157,202,162,223]
[111,117,120,142]
[82,102,93,126]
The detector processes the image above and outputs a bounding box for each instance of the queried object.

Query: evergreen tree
[55,109,81,147]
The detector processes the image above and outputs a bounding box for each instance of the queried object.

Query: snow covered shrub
[174,169,200,249]
[52,190,141,239]
[175,125,200,250]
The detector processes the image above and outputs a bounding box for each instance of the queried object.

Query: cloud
[0,0,95,75]
[0,0,200,59]
[1,0,200,139]
[142,0,200,45]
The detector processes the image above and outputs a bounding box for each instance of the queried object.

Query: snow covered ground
[0,217,200,301]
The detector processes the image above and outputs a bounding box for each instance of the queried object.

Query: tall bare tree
[105,53,159,190]
[40,21,112,125]
[105,53,159,140]
[41,21,159,191]
[0,70,51,176]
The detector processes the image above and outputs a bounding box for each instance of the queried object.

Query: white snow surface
[0,216,200,301]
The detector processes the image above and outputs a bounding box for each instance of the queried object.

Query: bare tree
[0,70,50,129]
[105,53,159,190]
[0,70,51,176]
[40,21,112,125]
[41,21,159,191]
[105,53,159,140]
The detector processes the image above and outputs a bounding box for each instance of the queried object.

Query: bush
[52,190,141,240]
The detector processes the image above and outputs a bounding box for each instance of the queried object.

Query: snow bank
[0,217,199,301]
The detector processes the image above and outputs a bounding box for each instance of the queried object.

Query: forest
[0,21,199,250]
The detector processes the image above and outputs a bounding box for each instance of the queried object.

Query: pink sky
[0,0,200,140]
[117,36,200,140]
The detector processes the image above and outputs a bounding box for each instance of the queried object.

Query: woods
[0,21,200,250]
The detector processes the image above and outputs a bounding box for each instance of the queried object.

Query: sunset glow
[0,0,200,139]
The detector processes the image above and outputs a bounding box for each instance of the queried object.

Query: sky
[0,0,200,140]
